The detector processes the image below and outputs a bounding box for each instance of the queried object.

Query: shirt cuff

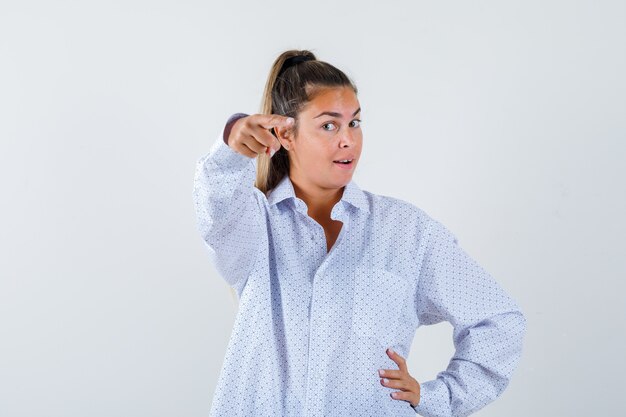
[201,132,255,173]
[410,379,449,416]
[222,112,250,145]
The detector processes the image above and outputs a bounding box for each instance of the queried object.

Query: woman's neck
[289,175,344,222]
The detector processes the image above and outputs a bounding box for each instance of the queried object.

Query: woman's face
[282,86,363,191]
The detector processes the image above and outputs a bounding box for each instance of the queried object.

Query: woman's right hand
[227,114,294,158]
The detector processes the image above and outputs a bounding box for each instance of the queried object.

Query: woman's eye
[322,123,336,131]
[350,119,362,128]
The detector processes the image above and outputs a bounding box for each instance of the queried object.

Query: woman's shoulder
[360,188,440,233]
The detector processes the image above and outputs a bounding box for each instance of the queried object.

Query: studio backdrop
[1,1,624,416]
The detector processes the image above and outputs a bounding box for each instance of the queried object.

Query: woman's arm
[192,113,292,290]
[412,218,527,417]
[193,134,263,289]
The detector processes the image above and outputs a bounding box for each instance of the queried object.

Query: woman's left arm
[411,217,527,417]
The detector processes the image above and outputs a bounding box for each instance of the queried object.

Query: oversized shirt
[192,131,526,417]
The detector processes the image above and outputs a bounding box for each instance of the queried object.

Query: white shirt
[192,134,526,417]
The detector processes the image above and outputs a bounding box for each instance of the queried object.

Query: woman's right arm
[192,113,293,288]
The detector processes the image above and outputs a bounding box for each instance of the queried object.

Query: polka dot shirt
[192,130,526,417]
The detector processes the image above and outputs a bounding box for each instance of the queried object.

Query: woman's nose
[339,129,356,147]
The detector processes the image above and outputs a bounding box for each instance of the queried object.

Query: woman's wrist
[223,113,249,144]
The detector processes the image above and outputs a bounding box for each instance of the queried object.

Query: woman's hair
[254,49,358,194]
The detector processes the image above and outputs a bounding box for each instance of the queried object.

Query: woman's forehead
[302,87,360,117]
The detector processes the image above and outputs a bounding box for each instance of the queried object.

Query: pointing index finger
[256,114,295,130]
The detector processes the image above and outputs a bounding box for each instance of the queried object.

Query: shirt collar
[267,175,370,215]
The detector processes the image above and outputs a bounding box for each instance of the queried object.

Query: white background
[1,1,624,416]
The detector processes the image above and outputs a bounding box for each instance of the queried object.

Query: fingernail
[383,378,389,384]
[286,117,294,124]
[388,347,395,355]
[270,148,276,157]
[378,369,385,376]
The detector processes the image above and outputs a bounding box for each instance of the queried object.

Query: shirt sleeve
[192,127,267,290]
[411,218,527,417]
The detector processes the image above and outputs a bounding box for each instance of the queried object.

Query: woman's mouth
[333,159,354,169]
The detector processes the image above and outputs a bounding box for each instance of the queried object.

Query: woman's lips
[333,160,354,169]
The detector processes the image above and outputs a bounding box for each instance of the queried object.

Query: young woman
[193,50,526,417]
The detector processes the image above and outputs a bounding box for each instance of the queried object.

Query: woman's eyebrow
[313,107,361,119]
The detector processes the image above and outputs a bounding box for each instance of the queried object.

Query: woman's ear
[274,124,295,150]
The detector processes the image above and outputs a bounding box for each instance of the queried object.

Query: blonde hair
[229,49,358,305]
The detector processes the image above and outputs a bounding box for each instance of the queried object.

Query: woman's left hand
[378,347,421,407]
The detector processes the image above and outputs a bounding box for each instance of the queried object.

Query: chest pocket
[351,267,411,343]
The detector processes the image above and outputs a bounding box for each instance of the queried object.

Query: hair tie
[279,55,314,75]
